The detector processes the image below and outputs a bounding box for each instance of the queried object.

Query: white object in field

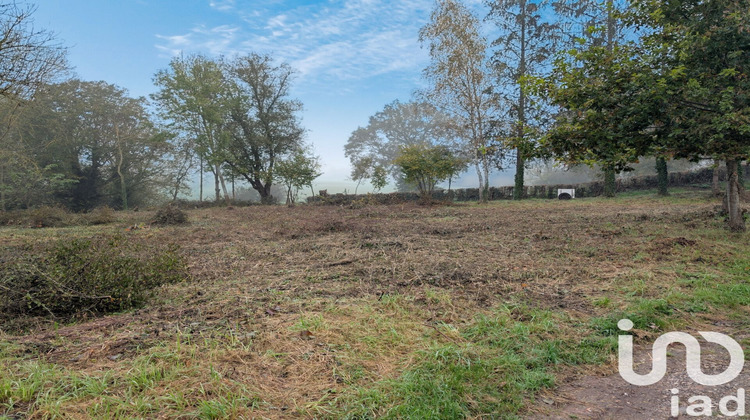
[557,189,575,199]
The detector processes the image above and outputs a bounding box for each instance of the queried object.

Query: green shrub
[152,204,188,225]
[0,234,188,320]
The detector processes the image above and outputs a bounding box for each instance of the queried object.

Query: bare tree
[0,3,67,101]
[419,0,500,203]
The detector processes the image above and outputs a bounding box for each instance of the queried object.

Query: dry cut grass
[1,188,749,419]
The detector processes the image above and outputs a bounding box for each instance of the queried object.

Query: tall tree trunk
[514,152,525,200]
[602,0,617,200]
[214,170,220,202]
[115,130,128,210]
[712,159,721,196]
[726,160,746,232]
[738,161,745,190]
[215,164,231,205]
[656,156,668,196]
[483,155,490,203]
[199,157,204,202]
[475,160,486,203]
[483,157,490,203]
[117,163,128,210]
[0,163,5,212]
[603,166,616,198]
[260,183,274,204]
[513,0,527,201]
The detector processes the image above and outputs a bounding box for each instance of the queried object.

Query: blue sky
[33,0,512,193]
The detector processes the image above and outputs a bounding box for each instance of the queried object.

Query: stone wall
[308,167,724,205]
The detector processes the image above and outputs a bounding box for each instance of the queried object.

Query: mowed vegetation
[1,189,748,419]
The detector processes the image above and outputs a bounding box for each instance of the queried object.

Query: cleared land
[1,189,749,419]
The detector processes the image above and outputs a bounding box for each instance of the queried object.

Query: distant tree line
[0,80,169,211]
[0,3,319,211]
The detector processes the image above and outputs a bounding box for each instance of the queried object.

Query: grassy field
[1,188,749,419]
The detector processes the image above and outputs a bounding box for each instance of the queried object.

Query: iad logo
[617,319,744,386]
[617,319,747,417]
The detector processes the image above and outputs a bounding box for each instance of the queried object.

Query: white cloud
[155,24,242,57]
[154,0,442,93]
[209,0,236,12]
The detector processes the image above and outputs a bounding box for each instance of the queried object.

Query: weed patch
[334,306,615,418]
[152,204,188,225]
[86,206,117,225]
[0,234,188,322]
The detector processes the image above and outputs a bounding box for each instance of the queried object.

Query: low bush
[153,204,188,226]
[85,206,117,225]
[0,234,188,320]
[28,206,80,227]
[0,206,81,228]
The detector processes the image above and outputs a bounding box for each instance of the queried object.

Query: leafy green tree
[0,80,166,210]
[486,0,562,200]
[419,0,500,203]
[60,81,166,210]
[394,144,463,199]
[542,41,661,197]
[225,53,305,204]
[371,165,388,192]
[152,54,232,204]
[273,146,321,206]
[552,0,631,195]
[350,156,374,194]
[630,0,750,230]
[350,156,390,194]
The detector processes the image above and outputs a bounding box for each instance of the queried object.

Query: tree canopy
[153,53,307,205]
[344,100,460,191]
[1,80,168,211]
[152,54,232,203]
[393,143,465,199]
[225,53,306,204]
[544,0,749,229]
[633,0,750,230]
[274,146,321,206]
